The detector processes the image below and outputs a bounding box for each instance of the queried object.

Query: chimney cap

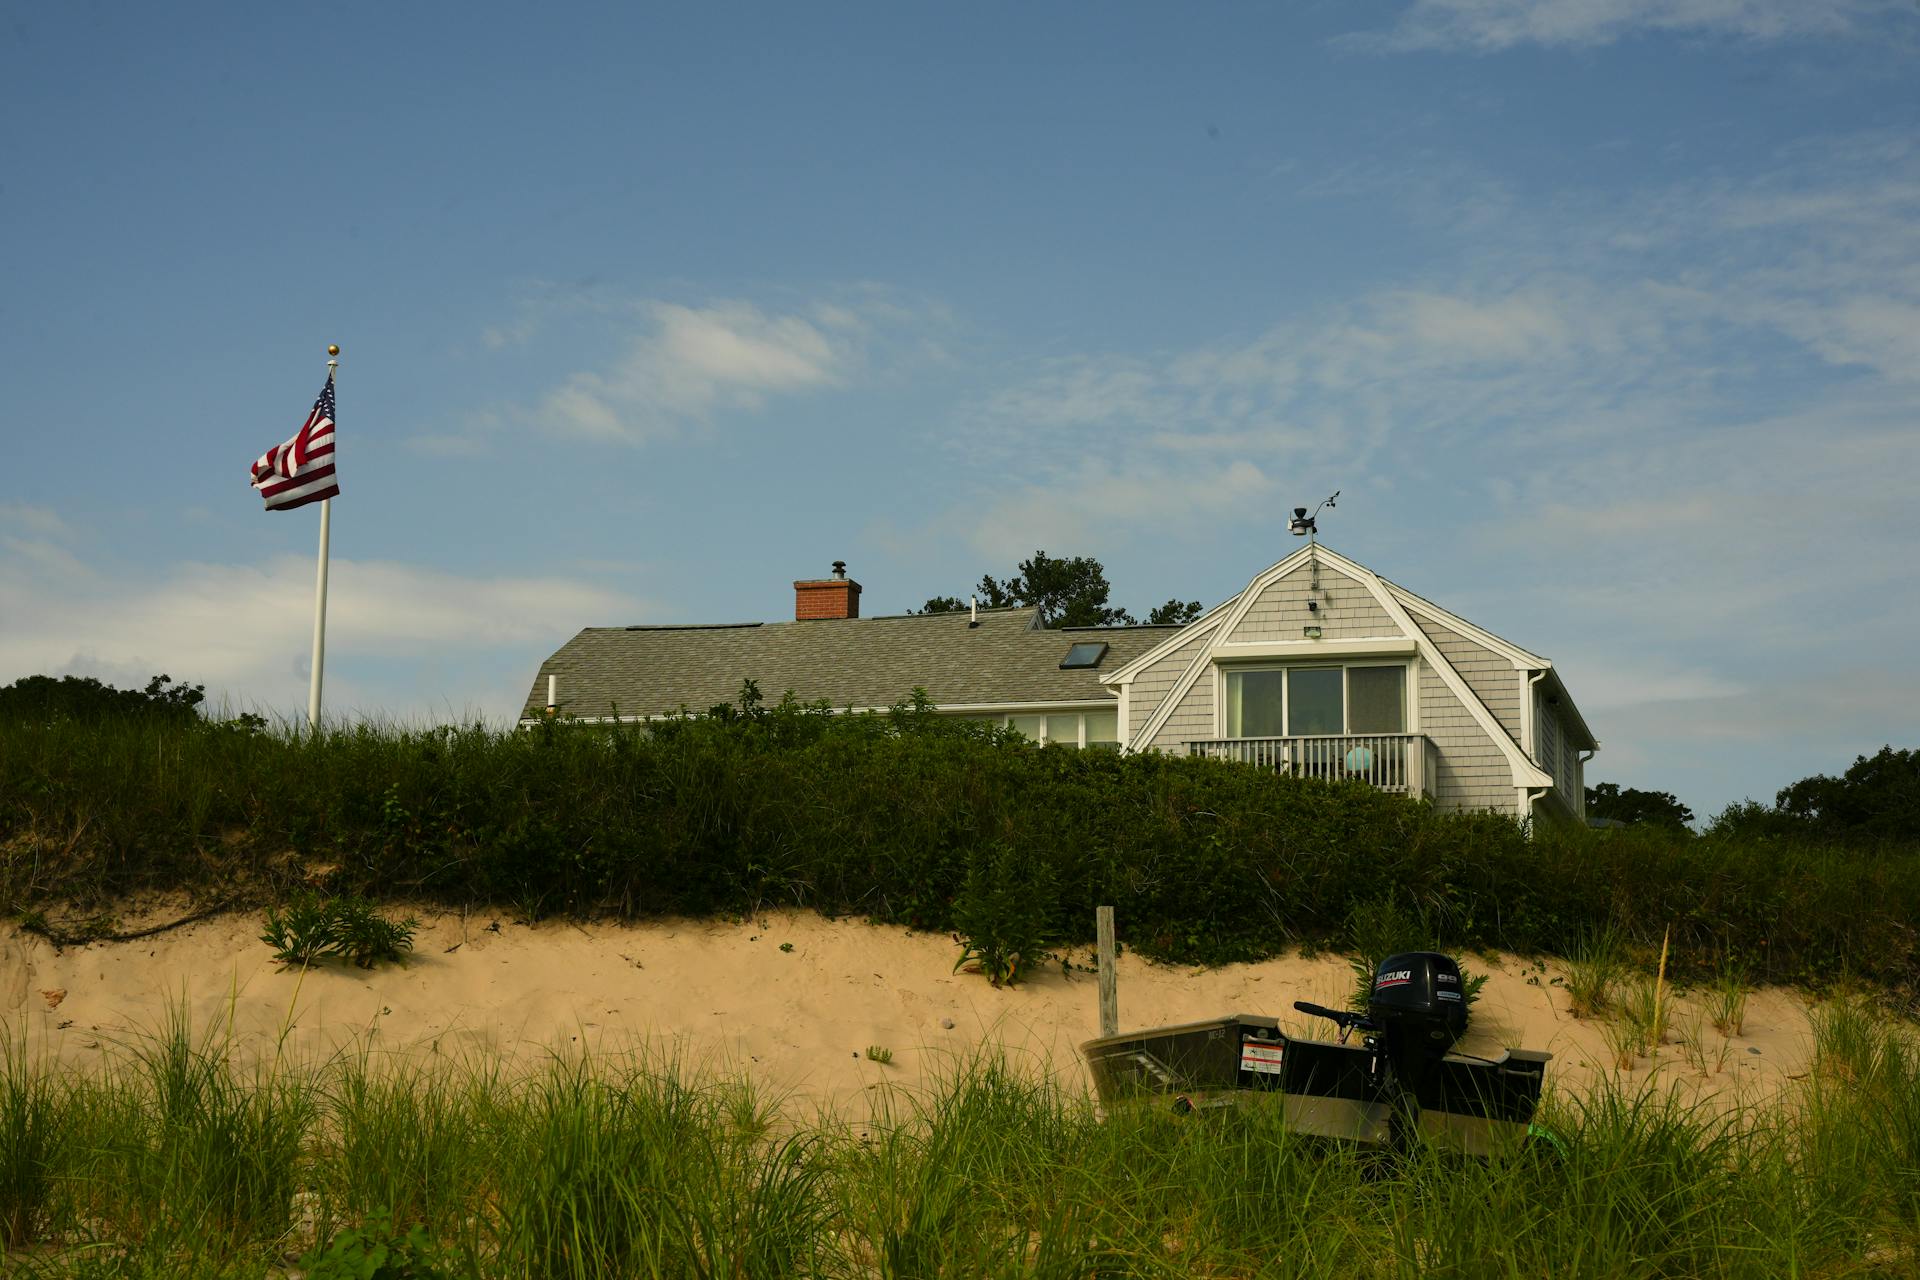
[831,560,847,580]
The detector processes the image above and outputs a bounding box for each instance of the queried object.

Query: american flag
[250,374,339,512]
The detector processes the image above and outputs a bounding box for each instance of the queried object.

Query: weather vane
[1288,491,1339,543]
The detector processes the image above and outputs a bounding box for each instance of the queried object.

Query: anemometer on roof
[1289,491,1339,543]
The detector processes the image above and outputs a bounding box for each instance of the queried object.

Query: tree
[1146,598,1203,626]
[977,552,1137,628]
[0,673,205,725]
[1705,746,1919,845]
[924,551,1203,629]
[1773,746,1920,844]
[1585,782,1694,831]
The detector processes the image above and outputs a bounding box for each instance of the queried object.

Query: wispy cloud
[536,301,853,443]
[0,502,71,538]
[436,289,941,452]
[909,125,1920,813]
[0,515,648,724]
[1360,0,1913,52]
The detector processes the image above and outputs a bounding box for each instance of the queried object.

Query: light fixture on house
[1303,625,1323,640]
[1288,491,1340,541]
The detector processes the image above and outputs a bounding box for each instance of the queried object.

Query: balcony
[1187,733,1436,799]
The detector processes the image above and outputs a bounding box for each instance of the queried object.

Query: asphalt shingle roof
[521,607,1181,720]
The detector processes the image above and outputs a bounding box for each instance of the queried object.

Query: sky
[3,1,1917,821]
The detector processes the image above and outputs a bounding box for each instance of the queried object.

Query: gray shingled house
[522,544,1598,823]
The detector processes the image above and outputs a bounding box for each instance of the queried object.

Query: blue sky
[3,1,1917,820]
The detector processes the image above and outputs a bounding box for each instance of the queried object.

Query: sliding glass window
[1223,664,1406,737]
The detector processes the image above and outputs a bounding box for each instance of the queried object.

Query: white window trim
[1211,637,1416,661]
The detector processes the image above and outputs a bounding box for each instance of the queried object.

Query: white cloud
[957,460,1274,566]
[1364,0,1909,52]
[902,127,1920,822]
[535,300,864,444]
[0,525,647,724]
[0,502,70,538]
[419,289,944,454]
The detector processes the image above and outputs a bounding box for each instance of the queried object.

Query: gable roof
[1105,543,1586,789]
[521,606,1181,721]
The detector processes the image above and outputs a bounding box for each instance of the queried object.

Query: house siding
[1538,695,1564,790]
[1125,629,1214,750]
[1414,617,1521,745]
[1419,666,1517,814]
[1228,563,1397,643]
[1529,692,1584,820]
[1147,664,1216,754]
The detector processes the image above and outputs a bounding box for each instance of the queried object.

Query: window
[1059,641,1109,669]
[968,707,1120,749]
[1223,664,1406,737]
[1224,669,1285,737]
[1347,666,1405,733]
[1288,667,1343,735]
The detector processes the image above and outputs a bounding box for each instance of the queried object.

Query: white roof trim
[931,699,1115,714]
[1100,605,1236,687]
[1124,627,1228,751]
[1354,572,1554,790]
[1384,584,1548,670]
[1101,542,1564,786]
[1538,668,1600,752]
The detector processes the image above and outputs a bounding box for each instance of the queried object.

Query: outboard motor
[1367,951,1468,1101]
[1081,946,1553,1157]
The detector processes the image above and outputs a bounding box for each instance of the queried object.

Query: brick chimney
[794,560,862,620]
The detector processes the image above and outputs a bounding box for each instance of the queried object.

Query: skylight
[1060,641,1109,670]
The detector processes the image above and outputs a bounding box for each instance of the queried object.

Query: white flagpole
[307,343,338,734]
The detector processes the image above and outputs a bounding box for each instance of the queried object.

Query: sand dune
[2,906,1815,1114]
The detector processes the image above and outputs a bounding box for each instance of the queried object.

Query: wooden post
[1097,905,1118,1038]
[1651,924,1671,1061]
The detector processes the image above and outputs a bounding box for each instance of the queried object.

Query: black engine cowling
[1368,951,1468,1053]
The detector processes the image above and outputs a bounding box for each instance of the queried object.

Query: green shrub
[951,840,1057,986]
[260,894,416,969]
[298,1210,455,1280]
[260,892,337,966]
[2,703,1917,988]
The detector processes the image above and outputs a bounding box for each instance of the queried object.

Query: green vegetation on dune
[1,687,1917,989]
[0,1012,1915,1277]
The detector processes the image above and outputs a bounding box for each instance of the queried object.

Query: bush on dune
[1,683,1916,987]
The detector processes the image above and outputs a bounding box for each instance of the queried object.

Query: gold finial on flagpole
[327,344,339,356]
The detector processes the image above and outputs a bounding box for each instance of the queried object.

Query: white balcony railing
[1187,733,1435,799]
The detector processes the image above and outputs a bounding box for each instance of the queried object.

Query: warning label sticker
[1240,1041,1285,1075]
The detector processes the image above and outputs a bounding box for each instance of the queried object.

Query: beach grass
[0,1011,1915,1277]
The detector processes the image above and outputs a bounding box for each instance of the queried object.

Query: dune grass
[0,1008,1914,1278]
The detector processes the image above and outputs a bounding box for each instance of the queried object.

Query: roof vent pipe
[546,673,556,715]
[969,594,979,627]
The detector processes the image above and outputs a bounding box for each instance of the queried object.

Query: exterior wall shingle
[1149,664,1215,753]
[1414,617,1521,745]
[1228,563,1397,642]
[1418,664,1517,814]
[1126,630,1212,749]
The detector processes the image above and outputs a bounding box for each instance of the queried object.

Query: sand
[1,906,1817,1115]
